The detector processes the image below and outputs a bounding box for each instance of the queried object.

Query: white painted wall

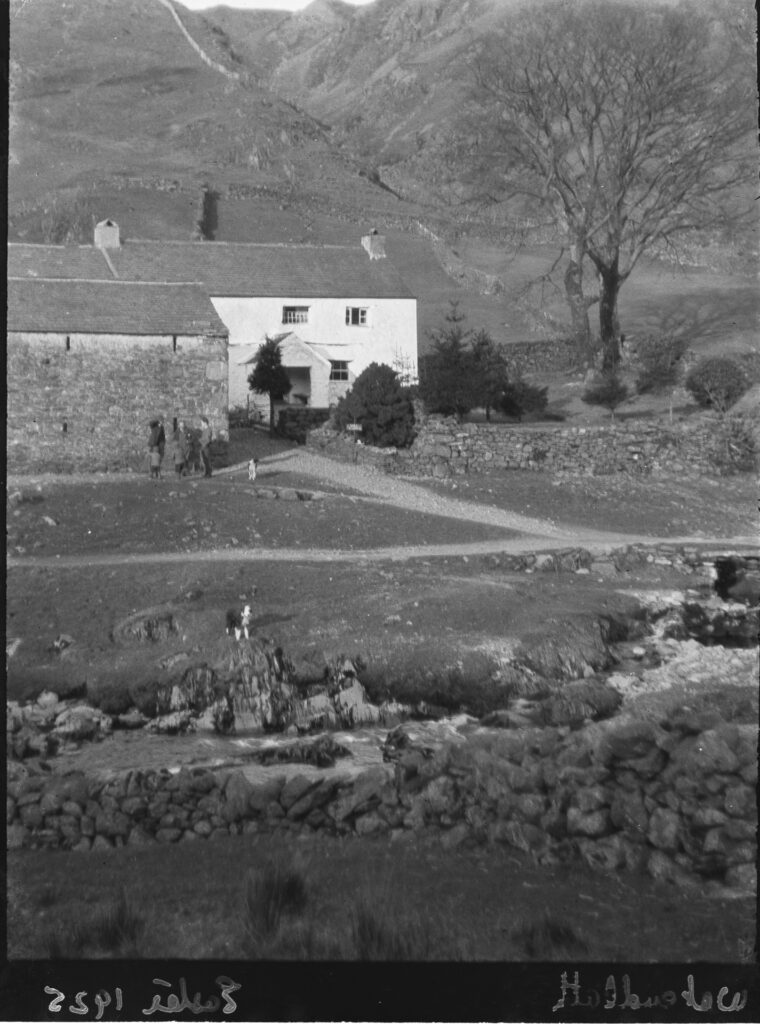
[212,295,417,412]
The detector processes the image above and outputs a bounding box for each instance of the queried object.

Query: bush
[582,373,629,417]
[498,379,549,420]
[685,357,749,412]
[332,363,416,448]
[229,406,252,430]
[635,334,689,394]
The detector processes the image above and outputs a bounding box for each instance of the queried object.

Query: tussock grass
[45,888,145,958]
[510,909,590,960]
[350,895,436,960]
[242,856,309,955]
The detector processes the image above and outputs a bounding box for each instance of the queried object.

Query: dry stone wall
[7,713,756,894]
[7,332,228,473]
[309,414,740,478]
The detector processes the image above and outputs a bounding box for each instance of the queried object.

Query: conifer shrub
[582,373,629,418]
[498,379,549,420]
[333,363,416,448]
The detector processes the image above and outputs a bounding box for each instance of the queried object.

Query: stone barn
[7,277,229,473]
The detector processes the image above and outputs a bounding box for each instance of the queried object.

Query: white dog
[225,590,257,639]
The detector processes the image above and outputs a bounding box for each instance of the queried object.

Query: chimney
[94,219,121,249]
[361,229,386,260]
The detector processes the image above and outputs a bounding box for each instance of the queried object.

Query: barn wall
[7,332,229,473]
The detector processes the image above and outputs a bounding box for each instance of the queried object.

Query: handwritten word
[552,972,747,1013]
[142,976,240,1016]
[44,987,123,1020]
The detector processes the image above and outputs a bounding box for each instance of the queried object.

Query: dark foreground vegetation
[9,836,755,962]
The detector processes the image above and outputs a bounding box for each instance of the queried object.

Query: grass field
[9,830,755,962]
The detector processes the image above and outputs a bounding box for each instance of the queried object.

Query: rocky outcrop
[7,646,403,758]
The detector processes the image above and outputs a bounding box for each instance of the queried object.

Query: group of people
[147,416,213,479]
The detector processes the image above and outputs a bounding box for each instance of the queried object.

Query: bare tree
[451,1,754,368]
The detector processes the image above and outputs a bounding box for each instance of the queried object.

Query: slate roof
[7,240,415,299]
[7,278,228,336]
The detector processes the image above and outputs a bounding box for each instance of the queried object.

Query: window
[330,361,350,382]
[282,306,309,325]
[345,307,368,326]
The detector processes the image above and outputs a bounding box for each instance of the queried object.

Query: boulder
[669,730,740,775]
[647,850,701,890]
[440,823,470,851]
[115,709,149,730]
[223,772,254,822]
[7,823,28,850]
[354,812,390,837]
[53,705,112,743]
[514,793,546,824]
[127,827,154,846]
[577,835,627,871]
[36,690,60,709]
[573,785,610,814]
[334,679,382,727]
[156,827,182,843]
[145,711,196,735]
[491,820,546,854]
[248,777,285,813]
[567,807,610,837]
[19,803,44,830]
[725,864,757,894]
[279,774,321,811]
[330,766,393,822]
[287,777,343,820]
[596,720,662,763]
[647,807,681,851]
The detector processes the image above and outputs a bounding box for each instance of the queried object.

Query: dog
[225,593,257,639]
[248,458,259,482]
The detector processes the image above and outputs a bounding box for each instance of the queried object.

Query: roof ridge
[9,277,206,287]
[124,239,358,250]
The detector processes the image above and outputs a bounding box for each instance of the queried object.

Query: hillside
[8,0,425,221]
[7,0,759,361]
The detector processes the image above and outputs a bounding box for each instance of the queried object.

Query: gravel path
[262,450,573,538]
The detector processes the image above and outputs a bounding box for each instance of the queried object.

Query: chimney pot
[361,231,386,259]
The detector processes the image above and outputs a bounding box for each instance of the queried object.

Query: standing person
[172,420,187,478]
[147,419,161,478]
[157,417,166,460]
[199,415,213,478]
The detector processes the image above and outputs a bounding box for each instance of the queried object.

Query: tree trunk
[269,395,275,436]
[598,260,622,372]
[564,255,596,367]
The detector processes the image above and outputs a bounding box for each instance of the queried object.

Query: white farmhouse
[7,224,418,420]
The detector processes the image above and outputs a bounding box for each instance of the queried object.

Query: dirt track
[7,451,756,571]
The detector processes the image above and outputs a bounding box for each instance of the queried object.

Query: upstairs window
[330,361,350,382]
[282,306,309,325]
[345,306,368,326]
